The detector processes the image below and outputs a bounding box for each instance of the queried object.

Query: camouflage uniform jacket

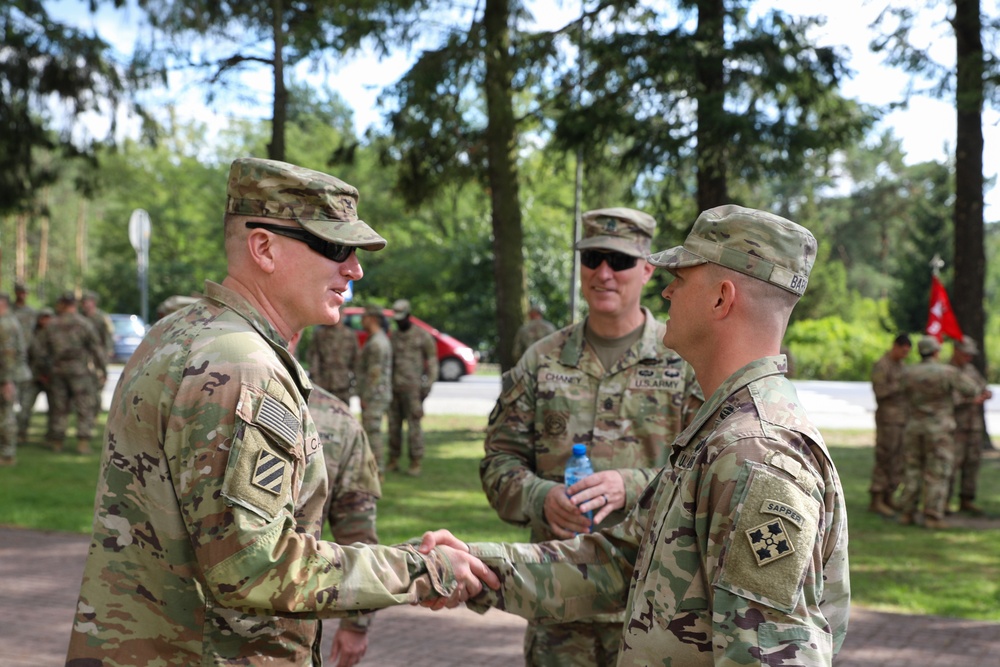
[37,311,104,377]
[482,308,702,545]
[13,304,36,346]
[0,315,20,384]
[86,309,115,361]
[391,324,438,391]
[468,356,851,666]
[871,352,907,424]
[307,323,359,395]
[66,281,460,667]
[901,359,980,431]
[310,386,382,633]
[512,317,557,361]
[952,361,988,432]
[356,328,392,408]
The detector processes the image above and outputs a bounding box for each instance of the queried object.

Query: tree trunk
[268,0,287,162]
[483,0,527,372]
[694,0,728,213]
[952,0,986,374]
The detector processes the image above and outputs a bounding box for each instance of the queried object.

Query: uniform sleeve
[871,358,898,401]
[167,361,454,616]
[423,330,438,386]
[480,363,558,530]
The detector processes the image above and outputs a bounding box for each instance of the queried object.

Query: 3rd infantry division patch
[746,518,795,566]
[252,449,286,495]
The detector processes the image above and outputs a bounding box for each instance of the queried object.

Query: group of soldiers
[0,287,111,466]
[870,332,992,528]
[306,298,438,478]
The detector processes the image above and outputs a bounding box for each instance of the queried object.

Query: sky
[47,0,999,217]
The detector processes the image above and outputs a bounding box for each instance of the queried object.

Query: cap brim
[646,245,708,269]
[392,312,408,320]
[574,236,647,257]
[300,218,387,251]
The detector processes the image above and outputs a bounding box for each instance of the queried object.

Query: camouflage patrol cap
[574,208,656,258]
[918,335,942,356]
[956,335,979,356]
[226,157,387,251]
[391,299,411,320]
[363,303,384,317]
[647,204,816,296]
[58,291,77,304]
[38,307,55,318]
[82,290,98,302]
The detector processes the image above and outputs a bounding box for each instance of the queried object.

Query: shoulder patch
[746,518,796,566]
[255,393,300,449]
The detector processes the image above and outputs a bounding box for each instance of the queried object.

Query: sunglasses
[580,250,639,272]
[245,222,356,263]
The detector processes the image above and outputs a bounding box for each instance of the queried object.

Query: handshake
[415,529,500,610]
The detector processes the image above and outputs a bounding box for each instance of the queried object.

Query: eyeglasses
[245,222,356,263]
[580,250,639,272]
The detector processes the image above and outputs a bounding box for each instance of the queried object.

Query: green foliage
[785,300,900,380]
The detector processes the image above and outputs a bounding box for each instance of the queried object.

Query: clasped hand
[416,530,500,610]
[543,470,626,539]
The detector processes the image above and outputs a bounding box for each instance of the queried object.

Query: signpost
[128,209,151,323]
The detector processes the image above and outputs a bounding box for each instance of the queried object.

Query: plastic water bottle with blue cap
[564,443,594,522]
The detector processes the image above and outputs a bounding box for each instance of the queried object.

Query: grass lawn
[2,415,999,620]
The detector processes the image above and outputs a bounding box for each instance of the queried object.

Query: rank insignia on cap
[746,518,795,566]
[252,449,287,495]
[603,218,618,232]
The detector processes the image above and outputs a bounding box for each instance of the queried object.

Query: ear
[246,228,278,274]
[711,277,737,320]
[640,261,656,284]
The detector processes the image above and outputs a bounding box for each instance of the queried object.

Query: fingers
[418,529,468,555]
[566,470,626,526]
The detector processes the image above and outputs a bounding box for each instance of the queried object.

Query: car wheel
[439,357,465,382]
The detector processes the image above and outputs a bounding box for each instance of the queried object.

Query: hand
[416,530,500,610]
[565,470,627,526]
[328,627,368,667]
[1,381,14,403]
[543,485,593,538]
[420,386,431,401]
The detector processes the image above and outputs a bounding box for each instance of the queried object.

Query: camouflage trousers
[949,428,984,502]
[361,401,389,469]
[47,373,99,442]
[388,388,425,463]
[0,393,16,459]
[870,420,906,495]
[524,619,621,667]
[16,379,43,437]
[897,425,956,520]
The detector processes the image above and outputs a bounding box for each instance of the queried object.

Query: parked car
[109,313,147,363]
[339,307,478,381]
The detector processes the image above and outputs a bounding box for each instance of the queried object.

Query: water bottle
[564,443,594,521]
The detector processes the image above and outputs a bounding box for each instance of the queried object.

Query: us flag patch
[252,449,286,495]
[746,518,795,566]
[256,394,300,445]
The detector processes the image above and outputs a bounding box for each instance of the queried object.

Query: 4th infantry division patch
[252,449,287,495]
[746,518,795,566]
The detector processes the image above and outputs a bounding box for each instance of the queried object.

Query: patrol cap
[363,303,384,317]
[574,208,656,258]
[918,335,941,356]
[14,283,26,293]
[956,335,979,356]
[226,157,387,251]
[647,204,816,297]
[38,307,55,318]
[82,290,98,302]
[392,299,411,320]
[58,291,77,304]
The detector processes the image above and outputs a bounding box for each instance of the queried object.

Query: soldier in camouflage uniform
[65,158,497,666]
[36,292,105,454]
[869,333,912,516]
[424,205,851,666]
[511,301,556,361]
[16,307,54,440]
[81,290,114,361]
[387,298,438,476]
[356,303,392,472]
[12,283,37,436]
[947,336,992,514]
[308,318,360,403]
[896,335,981,529]
[0,294,23,466]
[481,207,702,667]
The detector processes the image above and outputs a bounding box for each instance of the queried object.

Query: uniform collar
[559,307,663,373]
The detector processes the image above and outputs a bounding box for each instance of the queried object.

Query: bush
[785,316,894,381]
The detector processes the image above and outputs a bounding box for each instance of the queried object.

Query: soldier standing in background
[81,290,114,362]
[387,298,438,477]
[308,317,360,403]
[35,292,106,454]
[948,335,992,515]
[356,303,393,475]
[65,157,495,665]
[12,284,38,440]
[12,284,35,346]
[16,308,54,441]
[0,294,24,466]
[511,301,556,362]
[897,335,980,529]
[480,207,702,667]
[869,333,912,516]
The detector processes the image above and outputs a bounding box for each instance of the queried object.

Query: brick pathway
[2,526,997,666]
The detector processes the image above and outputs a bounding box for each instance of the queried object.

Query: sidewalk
[2,527,998,666]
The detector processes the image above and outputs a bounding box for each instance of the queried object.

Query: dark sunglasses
[245,222,355,263]
[580,250,639,272]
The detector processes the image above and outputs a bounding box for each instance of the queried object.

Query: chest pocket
[221,381,305,521]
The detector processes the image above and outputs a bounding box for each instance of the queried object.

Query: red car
[339,306,478,382]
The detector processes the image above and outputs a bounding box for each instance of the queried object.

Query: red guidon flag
[925,275,964,342]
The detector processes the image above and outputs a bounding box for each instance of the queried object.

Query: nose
[342,251,363,281]
[661,283,673,300]
[593,258,615,279]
